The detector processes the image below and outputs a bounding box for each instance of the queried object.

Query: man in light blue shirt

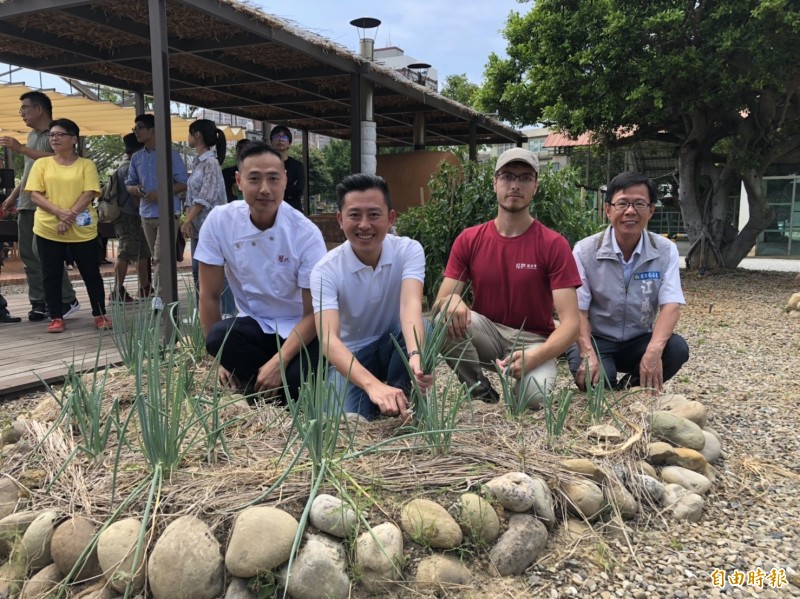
[125,113,188,275]
[567,172,688,393]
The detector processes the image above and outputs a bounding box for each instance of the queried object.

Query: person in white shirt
[310,173,432,421]
[194,142,326,400]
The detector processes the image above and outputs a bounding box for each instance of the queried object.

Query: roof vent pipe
[350,17,381,60]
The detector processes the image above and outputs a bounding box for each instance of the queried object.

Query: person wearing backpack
[105,133,151,303]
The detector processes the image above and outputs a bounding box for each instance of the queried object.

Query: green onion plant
[494,327,532,418]
[542,386,574,448]
[172,279,208,363]
[393,308,473,455]
[108,289,160,372]
[133,302,201,473]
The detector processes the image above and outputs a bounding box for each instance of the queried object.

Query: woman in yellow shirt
[25,118,111,333]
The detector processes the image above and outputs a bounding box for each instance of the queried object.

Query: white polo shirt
[310,235,425,351]
[195,201,326,337]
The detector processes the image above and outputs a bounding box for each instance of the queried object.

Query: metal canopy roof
[0,0,523,148]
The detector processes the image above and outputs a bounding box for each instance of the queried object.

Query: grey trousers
[441,310,557,408]
[17,210,76,306]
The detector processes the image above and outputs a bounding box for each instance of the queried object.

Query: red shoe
[109,288,135,303]
[95,315,113,330]
[48,318,65,333]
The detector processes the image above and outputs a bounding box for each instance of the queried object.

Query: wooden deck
[0,273,193,398]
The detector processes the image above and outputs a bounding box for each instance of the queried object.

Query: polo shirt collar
[196,149,216,162]
[610,228,644,263]
[343,236,395,273]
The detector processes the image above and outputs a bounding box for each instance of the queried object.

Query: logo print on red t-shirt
[515,262,538,270]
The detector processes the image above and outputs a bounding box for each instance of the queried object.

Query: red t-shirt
[444,220,581,336]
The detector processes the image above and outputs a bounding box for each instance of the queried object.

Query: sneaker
[94,315,112,330]
[0,311,21,324]
[62,300,81,319]
[48,318,65,333]
[473,379,501,404]
[109,289,135,303]
[28,303,49,322]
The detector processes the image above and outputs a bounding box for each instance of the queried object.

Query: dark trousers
[36,235,106,318]
[566,332,689,389]
[206,315,319,401]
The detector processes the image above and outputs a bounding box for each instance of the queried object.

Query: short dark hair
[123,132,143,155]
[49,118,79,138]
[269,125,292,144]
[335,173,392,211]
[605,172,657,205]
[236,141,283,168]
[134,113,155,129]
[235,139,252,160]
[20,91,53,118]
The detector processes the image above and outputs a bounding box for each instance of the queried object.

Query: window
[528,139,543,152]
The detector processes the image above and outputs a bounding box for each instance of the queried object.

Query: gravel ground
[518,269,800,598]
[1,269,799,598]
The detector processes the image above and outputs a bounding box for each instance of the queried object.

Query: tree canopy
[480,0,800,268]
[440,73,480,108]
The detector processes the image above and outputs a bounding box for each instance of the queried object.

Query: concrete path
[679,257,800,273]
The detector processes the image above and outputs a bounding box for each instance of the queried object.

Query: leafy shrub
[532,164,602,246]
[396,158,600,305]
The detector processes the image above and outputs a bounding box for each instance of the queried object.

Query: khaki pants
[441,310,557,408]
[142,215,179,291]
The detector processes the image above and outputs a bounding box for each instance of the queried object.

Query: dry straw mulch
[2,268,800,597]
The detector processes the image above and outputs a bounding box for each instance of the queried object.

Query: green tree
[396,158,599,305]
[440,73,480,108]
[321,139,352,194]
[289,145,333,208]
[480,0,800,269]
[85,135,125,179]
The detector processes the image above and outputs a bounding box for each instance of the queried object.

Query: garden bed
[1,269,799,598]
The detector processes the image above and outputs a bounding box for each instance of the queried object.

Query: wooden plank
[0,273,193,398]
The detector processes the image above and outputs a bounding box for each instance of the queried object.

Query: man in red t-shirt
[433,148,581,407]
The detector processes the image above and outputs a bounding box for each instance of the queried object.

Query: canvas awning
[0,82,246,142]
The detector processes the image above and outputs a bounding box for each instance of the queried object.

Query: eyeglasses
[18,104,37,114]
[271,134,289,142]
[496,172,536,184]
[132,124,151,131]
[609,200,652,212]
[48,132,75,139]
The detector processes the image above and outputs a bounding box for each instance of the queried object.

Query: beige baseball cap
[495,147,539,174]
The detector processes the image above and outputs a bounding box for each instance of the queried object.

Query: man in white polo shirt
[195,142,327,401]
[310,173,431,420]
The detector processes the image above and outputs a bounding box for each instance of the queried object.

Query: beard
[498,198,532,215]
